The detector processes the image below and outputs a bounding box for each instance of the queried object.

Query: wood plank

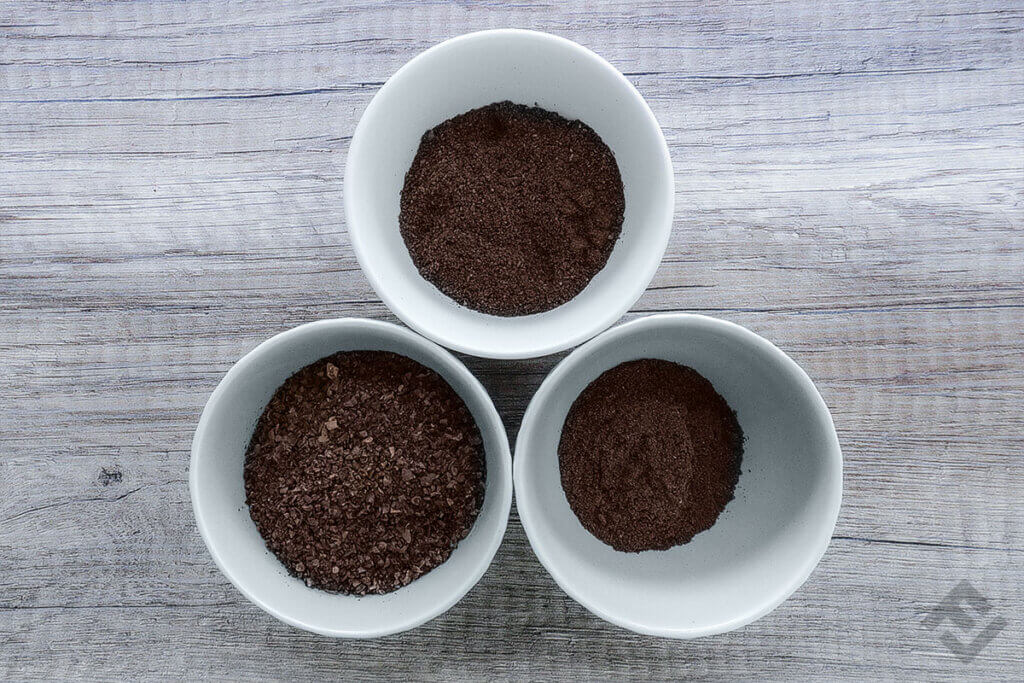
[1,0,1021,679]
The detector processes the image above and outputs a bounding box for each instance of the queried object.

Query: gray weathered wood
[1,0,1022,680]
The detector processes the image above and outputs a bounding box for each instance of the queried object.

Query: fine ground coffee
[244,351,485,594]
[399,101,625,317]
[558,359,744,552]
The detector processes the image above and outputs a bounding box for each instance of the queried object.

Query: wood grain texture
[1,0,1022,680]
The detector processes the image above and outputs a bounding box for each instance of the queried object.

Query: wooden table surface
[2,1,1022,680]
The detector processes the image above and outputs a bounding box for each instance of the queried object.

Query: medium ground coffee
[558,359,744,552]
[399,101,625,317]
[244,351,485,594]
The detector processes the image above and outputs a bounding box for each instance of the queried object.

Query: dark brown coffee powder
[244,351,485,594]
[558,359,744,552]
[399,101,625,317]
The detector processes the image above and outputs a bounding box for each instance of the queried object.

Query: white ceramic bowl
[190,319,512,637]
[345,29,674,359]
[514,314,843,638]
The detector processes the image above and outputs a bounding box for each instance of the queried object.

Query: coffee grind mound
[244,351,485,594]
[399,101,625,317]
[558,359,744,552]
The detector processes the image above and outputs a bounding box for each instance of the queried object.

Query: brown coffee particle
[558,359,744,552]
[244,351,485,594]
[399,101,625,317]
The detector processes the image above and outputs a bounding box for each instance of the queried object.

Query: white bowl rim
[344,28,675,360]
[190,318,513,638]
[513,313,844,638]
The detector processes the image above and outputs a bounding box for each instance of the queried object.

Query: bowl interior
[345,30,673,358]
[515,315,842,637]
[191,320,512,637]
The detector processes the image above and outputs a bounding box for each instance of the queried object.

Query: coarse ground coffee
[244,351,485,594]
[399,101,625,317]
[558,359,744,552]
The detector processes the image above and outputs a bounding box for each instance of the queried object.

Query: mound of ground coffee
[558,359,744,552]
[244,351,485,595]
[399,101,625,317]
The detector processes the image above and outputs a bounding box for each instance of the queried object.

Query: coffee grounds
[243,351,485,594]
[558,359,744,552]
[399,101,625,317]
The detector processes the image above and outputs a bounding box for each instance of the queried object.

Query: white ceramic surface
[344,29,674,359]
[190,319,513,638]
[514,314,843,638]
